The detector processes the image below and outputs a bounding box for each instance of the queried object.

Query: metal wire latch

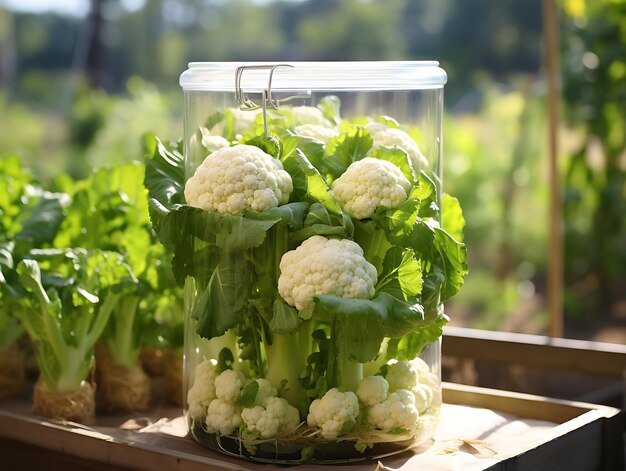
[235,64,311,136]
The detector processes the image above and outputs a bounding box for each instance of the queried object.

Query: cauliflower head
[368,389,419,432]
[412,383,433,414]
[184,144,293,215]
[241,396,300,439]
[307,388,360,439]
[186,359,219,420]
[199,128,230,153]
[295,124,339,143]
[356,375,389,407]
[205,398,243,435]
[365,122,428,172]
[331,157,411,220]
[252,378,278,408]
[411,357,431,374]
[214,369,246,402]
[278,235,378,311]
[417,370,440,396]
[291,106,333,127]
[385,360,420,392]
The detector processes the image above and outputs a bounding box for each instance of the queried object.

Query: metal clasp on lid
[235,64,311,136]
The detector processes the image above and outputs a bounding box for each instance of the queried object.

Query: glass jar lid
[179,61,447,92]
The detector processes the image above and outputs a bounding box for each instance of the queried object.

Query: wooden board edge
[0,411,245,471]
[442,382,622,423]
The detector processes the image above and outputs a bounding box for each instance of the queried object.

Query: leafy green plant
[16,248,136,422]
[0,156,69,399]
[145,96,467,454]
[54,163,172,410]
[561,0,626,320]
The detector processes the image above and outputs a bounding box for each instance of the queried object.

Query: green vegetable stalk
[56,164,165,411]
[16,249,135,423]
[0,156,69,401]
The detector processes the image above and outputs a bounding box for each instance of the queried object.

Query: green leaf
[15,250,134,390]
[149,202,282,284]
[193,256,253,340]
[246,202,309,231]
[299,329,330,400]
[292,203,352,241]
[270,299,301,335]
[280,131,325,167]
[217,347,235,372]
[372,197,419,249]
[441,193,466,243]
[323,126,373,180]
[377,116,400,129]
[432,226,468,301]
[375,247,423,300]
[414,172,439,218]
[237,380,260,408]
[387,314,449,361]
[317,95,342,126]
[15,194,68,248]
[242,135,281,158]
[369,146,415,183]
[144,135,186,207]
[56,163,153,278]
[282,149,344,215]
[372,293,425,339]
[0,155,68,258]
[339,419,355,436]
[205,111,225,130]
[216,110,237,141]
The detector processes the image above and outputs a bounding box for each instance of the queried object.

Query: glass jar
[179,62,450,464]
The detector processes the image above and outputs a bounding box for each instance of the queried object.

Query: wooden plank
[442,382,619,423]
[0,383,622,471]
[443,326,626,378]
[486,419,604,471]
[0,409,248,471]
[0,437,130,471]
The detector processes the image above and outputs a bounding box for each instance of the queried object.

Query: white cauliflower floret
[356,375,389,407]
[307,388,360,439]
[411,357,431,374]
[214,369,246,402]
[241,396,300,439]
[412,383,433,414]
[205,398,243,435]
[418,370,440,395]
[199,127,230,153]
[184,144,293,215]
[365,122,429,172]
[332,157,411,220]
[186,359,218,420]
[291,106,333,127]
[253,378,278,407]
[385,360,419,392]
[278,235,378,311]
[368,389,419,432]
[295,124,339,143]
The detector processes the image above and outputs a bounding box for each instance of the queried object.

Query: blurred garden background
[0,0,624,342]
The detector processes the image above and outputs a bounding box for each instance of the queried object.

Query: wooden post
[543,0,563,338]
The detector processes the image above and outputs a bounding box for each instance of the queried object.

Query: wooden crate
[443,326,626,406]
[0,382,622,471]
[443,383,624,471]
